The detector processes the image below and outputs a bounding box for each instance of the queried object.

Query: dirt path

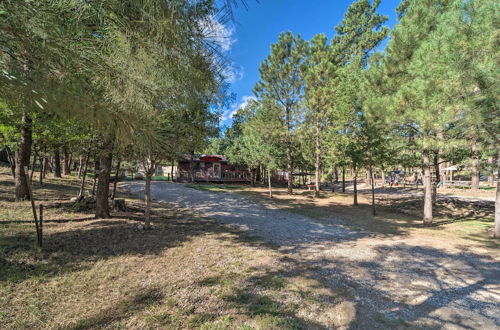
[126,182,500,329]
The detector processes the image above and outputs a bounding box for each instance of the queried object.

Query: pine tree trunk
[471,137,479,191]
[145,174,152,228]
[494,153,500,238]
[370,165,376,215]
[6,146,16,179]
[334,166,339,184]
[91,159,99,195]
[353,164,358,206]
[381,167,385,188]
[488,154,495,187]
[285,107,293,195]
[268,168,273,198]
[78,151,90,197]
[314,117,321,197]
[39,157,44,185]
[53,148,62,178]
[30,151,37,181]
[15,113,32,200]
[170,160,175,181]
[77,156,83,178]
[63,147,71,175]
[43,157,48,179]
[342,166,346,193]
[251,169,256,187]
[111,159,121,200]
[423,148,433,226]
[95,136,114,219]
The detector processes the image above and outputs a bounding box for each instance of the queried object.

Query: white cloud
[200,16,236,52]
[222,95,257,122]
[223,65,244,84]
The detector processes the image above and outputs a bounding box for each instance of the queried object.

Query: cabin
[177,154,250,183]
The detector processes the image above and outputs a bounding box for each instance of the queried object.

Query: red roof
[199,155,223,162]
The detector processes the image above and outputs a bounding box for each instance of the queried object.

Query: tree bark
[15,113,32,200]
[53,148,62,178]
[494,154,500,238]
[381,167,385,188]
[471,137,479,191]
[353,164,358,206]
[63,147,71,175]
[370,165,376,215]
[334,166,339,184]
[5,146,16,179]
[487,154,495,187]
[77,156,83,178]
[268,168,273,198]
[285,106,293,195]
[170,160,175,181]
[39,157,44,185]
[95,136,114,219]
[145,174,152,228]
[423,148,433,226]
[42,157,48,179]
[111,159,121,200]
[78,151,90,197]
[30,151,37,181]
[314,116,321,198]
[342,166,346,193]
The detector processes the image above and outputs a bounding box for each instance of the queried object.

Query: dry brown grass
[0,167,361,329]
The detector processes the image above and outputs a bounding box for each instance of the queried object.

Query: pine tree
[254,32,307,194]
[303,34,336,197]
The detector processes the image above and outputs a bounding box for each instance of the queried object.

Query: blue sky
[219,0,401,126]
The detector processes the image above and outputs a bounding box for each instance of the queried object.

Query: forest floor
[1,165,499,329]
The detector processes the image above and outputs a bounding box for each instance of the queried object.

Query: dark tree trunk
[370,165,376,215]
[91,159,99,195]
[39,157,44,185]
[53,148,62,178]
[6,146,16,178]
[285,107,293,195]
[251,168,256,187]
[314,117,321,198]
[432,151,439,203]
[494,153,500,238]
[170,160,175,181]
[423,148,433,226]
[353,164,358,206]
[63,146,71,175]
[331,166,336,192]
[488,154,495,187]
[111,159,121,200]
[268,168,273,198]
[334,167,339,184]
[95,136,114,219]
[78,151,90,197]
[30,151,37,181]
[471,137,479,191]
[43,157,48,178]
[15,113,32,200]
[145,174,152,228]
[342,166,346,193]
[77,156,83,177]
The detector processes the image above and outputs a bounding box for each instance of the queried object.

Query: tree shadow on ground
[204,236,500,329]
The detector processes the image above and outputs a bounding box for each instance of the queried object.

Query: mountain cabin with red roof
[177,155,250,183]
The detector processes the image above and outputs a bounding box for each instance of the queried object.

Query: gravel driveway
[126,182,500,329]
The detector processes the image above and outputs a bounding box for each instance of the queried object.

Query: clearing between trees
[2,168,499,329]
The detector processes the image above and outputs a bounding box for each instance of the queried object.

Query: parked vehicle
[134,172,144,180]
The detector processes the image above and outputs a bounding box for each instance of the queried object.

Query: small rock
[137,224,144,230]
